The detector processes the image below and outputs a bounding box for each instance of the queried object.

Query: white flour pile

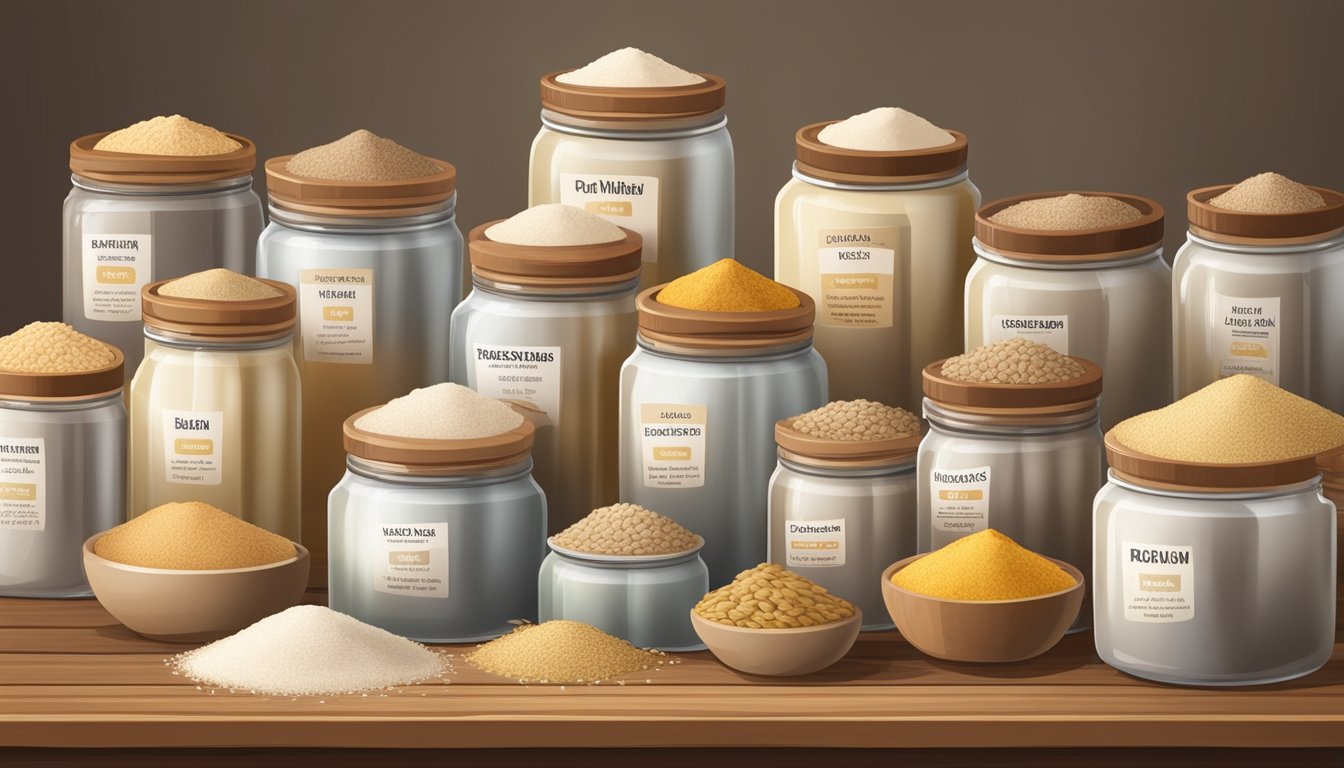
[486,204,625,247]
[818,107,954,151]
[556,47,705,87]
[354,383,523,440]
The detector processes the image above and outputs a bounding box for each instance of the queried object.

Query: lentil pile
[466,620,668,684]
[1110,375,1344,464]
[286,129,442,182]
[789,399,920,441]
[485,203,625,247]
[0,322,115,373]
[354,383,523,440]
[891,529,1076,601]
[95,501,295,570]
[94,115,241,156]
[817,106,953,152]
[694,563,856,629]
[551,503,700,556]
[941,338,1086,385]
[989,193,1142,230]
[1209,171,1326,214]
[556,47,705,88]
[159,269,282,302]
[657,259,800,312]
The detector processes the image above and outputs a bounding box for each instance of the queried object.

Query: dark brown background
[4,0,1342,334]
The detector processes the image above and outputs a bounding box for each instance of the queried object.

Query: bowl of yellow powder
[881,530,1083,663]
[83,501,309,643]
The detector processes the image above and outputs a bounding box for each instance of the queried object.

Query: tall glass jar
[968,192,1171,431]
[450,221,640,533]
[128,278,301,540]
[1174,183,1344,410]
[619,287,828,586]
[775,122,978,413]
[63,132,262,384]
[529,71,733,291]
[329,402,546,643]
[257,155,462,576]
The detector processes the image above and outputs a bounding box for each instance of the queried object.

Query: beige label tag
[1214,292,1279,383]
[785,518,846,568]
[83,234,151,322]
[1123,541,1194,623]
[640,404,707,489]
[930,466,991,534]
[162,410,223,486]
[562,173,660,263]
[300,269,375,364]
[375,522,449,598]
[0,437,44,531]
[816,227,902,328]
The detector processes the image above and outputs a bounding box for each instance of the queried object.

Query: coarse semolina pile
[657,259,800,312]
[354,383,523,440]
[286,129,442,182]
[0,322,115,373]
[1208,171,1325,214]
[789,399,920,441]
[1110,375,1344,464]
[159,269,282,302]
[941,338,1085,385]
[891,529,1076,601]
[817,106,954,152]
[551,503,700,556]
[94,115,241,156]
[95,501,295,570]
[485,204,625,247]
[466,620,669,684]
[556,47,705,88]
[989,193,1142,231]
[694,563,856,629]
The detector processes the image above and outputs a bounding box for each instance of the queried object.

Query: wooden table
[2,591,1341,767]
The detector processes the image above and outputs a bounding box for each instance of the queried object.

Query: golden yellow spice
[0,322,115,373]
[95,501,296,570]
[891,529,1076,601]
[466,620,668,684]
[657,259,800,312]
[694,563,856,629]
[94,115,241,156]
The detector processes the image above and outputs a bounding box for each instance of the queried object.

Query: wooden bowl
[689,608,861,676]
[881,554,1084,663]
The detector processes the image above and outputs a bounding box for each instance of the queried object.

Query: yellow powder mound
[892,529,1076,601]
[657,259,800,312]
[1110,375,1344,464]
[1209,172,1325,214]
[466,620,667,684]
[95,501,296,570]
[159,269,282,302]
[94,115,241,156]
[0,322,115,373]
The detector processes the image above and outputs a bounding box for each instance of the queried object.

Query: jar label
[472,344,562,425]
[82,234,151,322]
[986,314,1069,352]
[1121,541,1194,623]
[161,409,224,486]
[639,404,707,489]
[299,269,374,364]
[560,172,659,263]
[1213,292,1280,384]
[374,522,449,599]
[0,437,45,531]
[930,466,990,534]
[816,227,902,328]
[784,518,846,567]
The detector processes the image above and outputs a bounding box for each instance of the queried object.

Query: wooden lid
[1187,184,1344,244]
[468,221,642,287]
[0,345,124,401]
[264,156,457,218]
[540,72,726,121]
[1315,445,1344,475]
[921,358,1102,410]
[774,419,920,466]
[794,123,968,184]
[69,132,256,185]
[636,285,815,351]
[141,279,296,341]
[343,402,537,469]
[975,192,1165,262]
[1105,431,1324,491]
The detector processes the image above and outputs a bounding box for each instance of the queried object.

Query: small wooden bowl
[881,555,1084,663]
[689,608,861,676]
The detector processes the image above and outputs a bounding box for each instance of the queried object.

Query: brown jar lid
[1316,446,1344,475]
[468,221,642,288]
[1186,185,1344,245]
[793,123,968,184]
[264,156,457,218]
[539,72,726,121]
[343,402,537,471]
[141,279,297,342]
[69,132,256,185]
[1106,432,1323,491]
[0,345,125,401]
[636,285,815,351]
[774,419,920,467]
[975,192,1165,262]
[921,358,1103,410]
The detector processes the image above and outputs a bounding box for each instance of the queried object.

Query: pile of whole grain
[466,620,669,684]
[694,563,856,629]
[485,204,625,247]
[94,115,241,156]
[555,47,705,88]
[353,383,523,440]
[551,503,700,556]
[941,338,1085,385]
[95,501,295,570]
[989,194,1142,230]
[1208,172,1325,214]
[0,322,115,373]
[817,107,953,151]
[788,400,920,441]
[286,130,442,182]
[159,269,282,302]
[657,259,800,312]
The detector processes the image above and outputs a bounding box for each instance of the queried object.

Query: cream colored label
[162,410,223,486]
[0,438,45,531]
[82,234,151,322]
[1122,541,1194,623]
[472,344,562,425]
[785,518,845,567]
[375,522,448,598]
[987,314,1069,352]
[1213,292,1280,383]
[816,228,899,328]
[640,404,707,489]
[930,466,990,534]
[299,269,374,364]
[560,172,659,263]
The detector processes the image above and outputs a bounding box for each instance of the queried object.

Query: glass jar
[775,122,978,413]
[918,357,1104,629]
[257,155,462,574]
[63,132,263,384]
[539,542,708,651]
[619,287,828,586]
[328,402,546,642]
[967,192,1172,431]
[0,348,126,598]
[529,71,733,291]
[128,279,301,540]
[768,420,919,630]
[1173,184,1344,410]
[450,221,640,533]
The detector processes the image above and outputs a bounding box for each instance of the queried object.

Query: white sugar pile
[556,47,705,88]
[818,107,954,151]
[486,204,625,247]
[354,382,523,440]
